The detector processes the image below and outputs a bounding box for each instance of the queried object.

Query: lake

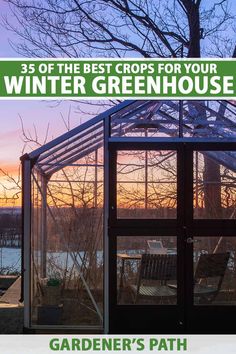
[0,247,21,272]
[1,247,234,275]
[0,248,103,275]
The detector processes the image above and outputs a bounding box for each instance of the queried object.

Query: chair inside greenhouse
[129,253,177,304]
[21,99,236,333]
[193,252,230,304]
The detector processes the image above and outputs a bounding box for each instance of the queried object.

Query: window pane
[117,151,177,218]
[193,236,236,305]
[31,146,104,328]
[110,101,181,138]
[194,151,236,219]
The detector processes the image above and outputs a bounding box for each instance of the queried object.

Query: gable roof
[23,100,236,176]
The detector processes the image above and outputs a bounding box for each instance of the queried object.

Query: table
[117,253,142,300]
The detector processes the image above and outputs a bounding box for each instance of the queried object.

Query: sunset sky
[0,0,235,206]
[0,1,98,205]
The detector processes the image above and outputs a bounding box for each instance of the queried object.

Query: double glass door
[108,141,236,334]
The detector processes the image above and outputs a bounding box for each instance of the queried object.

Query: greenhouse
[21,99,236,334]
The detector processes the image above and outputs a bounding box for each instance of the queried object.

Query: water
[1,247,234,275]
[0,248,103,275]
[0,248,21,272]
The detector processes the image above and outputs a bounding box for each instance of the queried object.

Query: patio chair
[193,252,230,304]
[129,254,177,304]
[166,252,230,303]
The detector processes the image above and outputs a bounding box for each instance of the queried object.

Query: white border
[0,57,235,61]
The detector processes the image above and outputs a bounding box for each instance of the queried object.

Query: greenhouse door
[107,141,236,334]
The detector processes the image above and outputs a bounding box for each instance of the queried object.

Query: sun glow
[0,164,21,207]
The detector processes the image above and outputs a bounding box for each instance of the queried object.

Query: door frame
[107,139,236,334]
[184,142,236,333]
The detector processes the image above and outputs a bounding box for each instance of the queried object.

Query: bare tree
[3,0,235,58]
[2,1,235,214]
[3,0,235,126]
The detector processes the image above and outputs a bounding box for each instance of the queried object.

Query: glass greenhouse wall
[22,112,106,331]
[30,149,104,328]
[21,100,236,333]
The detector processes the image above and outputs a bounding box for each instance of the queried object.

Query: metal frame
[21,99,236,333]
[104,117,110,334]
[107,140,236,334]
[26,100,236,177]
[108,141,184,333]
[21,157,31,329]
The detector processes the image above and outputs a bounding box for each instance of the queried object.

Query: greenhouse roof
[23,100,236,177]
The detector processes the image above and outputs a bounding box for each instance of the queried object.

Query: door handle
[186,237,198,244]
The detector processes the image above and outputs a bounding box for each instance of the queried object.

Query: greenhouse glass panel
[21,100,236,334]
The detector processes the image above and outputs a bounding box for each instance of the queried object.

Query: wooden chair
[129,254,177,304]
[194,252,230,304]
[130,252,230,305]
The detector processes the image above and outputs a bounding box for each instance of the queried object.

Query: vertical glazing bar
[20,161,24,304]
[104,117,109,333]
[144,130,148,209]
[145,150,148,209]
[95,149,98,209]
[179,100,184,138]
[23,159,31,329]
[195,151,199,216]
[41,176,47,278]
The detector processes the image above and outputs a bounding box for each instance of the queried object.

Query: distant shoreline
[0,207,21,215]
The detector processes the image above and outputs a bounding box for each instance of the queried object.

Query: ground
[0,276,23,333]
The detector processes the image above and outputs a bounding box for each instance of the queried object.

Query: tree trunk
[187,4,201,58]
[203,157,221,218]
[186,0,222,218]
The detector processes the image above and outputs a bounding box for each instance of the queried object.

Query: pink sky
[0,0,235,204]
[0,1,97,201]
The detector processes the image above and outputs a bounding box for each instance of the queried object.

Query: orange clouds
[0,163,20,176]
